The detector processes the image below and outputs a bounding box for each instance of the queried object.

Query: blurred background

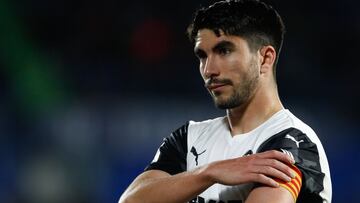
[0,0,359,202]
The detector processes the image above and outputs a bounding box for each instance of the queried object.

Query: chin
[213,94,245,110]
[214,98,235,109]
[215,102,240,110]
[214,103,229,110]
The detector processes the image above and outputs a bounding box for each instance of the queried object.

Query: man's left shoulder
[256,127,317,154]
[263,109,322,148]
[255,113,332,203]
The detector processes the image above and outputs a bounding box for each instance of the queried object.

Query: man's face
[194,29,260,109]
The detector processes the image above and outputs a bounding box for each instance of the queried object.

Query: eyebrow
[212,40,235,52]
[194,40,236,57]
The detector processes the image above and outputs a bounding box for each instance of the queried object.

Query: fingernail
[291,172,296,178]
[287,177,291,182]
[273,182,279,187]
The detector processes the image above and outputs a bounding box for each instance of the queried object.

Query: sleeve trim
[276,164,302,201]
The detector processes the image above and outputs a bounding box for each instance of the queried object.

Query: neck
[226,83,283,136]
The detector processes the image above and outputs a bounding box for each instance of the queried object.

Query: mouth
[205,83,228,91]
[205,78,232,92]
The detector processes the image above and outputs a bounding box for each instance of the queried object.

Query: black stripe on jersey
[256,127,325,203]
[144,122,189,175]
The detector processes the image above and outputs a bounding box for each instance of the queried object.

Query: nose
[203,56,220,79]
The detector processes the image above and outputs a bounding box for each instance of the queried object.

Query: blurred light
[19,156,71,203]
[130,19,172,63]
[0,0,67,114]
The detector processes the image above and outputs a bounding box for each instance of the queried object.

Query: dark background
[0,0,359,202]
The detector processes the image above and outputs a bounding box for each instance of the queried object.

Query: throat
[227,105,283,136]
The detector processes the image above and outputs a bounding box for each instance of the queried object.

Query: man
[119,0,332,202]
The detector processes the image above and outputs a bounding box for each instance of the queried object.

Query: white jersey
[146,109,332,203]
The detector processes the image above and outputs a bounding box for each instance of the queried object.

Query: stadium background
[0,0,359,202]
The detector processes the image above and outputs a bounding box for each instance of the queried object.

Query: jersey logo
[190,146,206,166]
[243,150,253,156]
[285,134,304,148]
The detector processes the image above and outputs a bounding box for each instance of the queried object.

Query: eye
[195,50,207,60]
[213,41,235,56]
[218,47,231,55]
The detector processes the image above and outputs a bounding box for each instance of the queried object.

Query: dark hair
[187,0,285,76]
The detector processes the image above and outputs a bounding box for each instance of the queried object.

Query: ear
[259,46,276,75]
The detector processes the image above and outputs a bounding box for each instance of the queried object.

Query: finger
[255,165,292,182]
[259,150,294,164]
[256,158,296,179]
[251,173,279,187]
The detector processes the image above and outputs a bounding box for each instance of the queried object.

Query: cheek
[226,60,245,77]
[225,54,243,68]
[230,55,257,74]
[227,62,252,84]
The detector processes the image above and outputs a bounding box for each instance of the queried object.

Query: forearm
[120,150,295,203]
[119,167,214,203]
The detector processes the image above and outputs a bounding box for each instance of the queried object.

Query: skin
[195,29,283,136]
[119,29,295,203]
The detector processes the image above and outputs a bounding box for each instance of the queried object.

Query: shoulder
[163,116,226,154]
[261,109,325,152]
[256,110,332,203]
[284,110,323,146]
[257,109,320,146]
[256,109,327,170]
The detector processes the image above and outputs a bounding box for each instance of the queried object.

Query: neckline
[224,108,288,143]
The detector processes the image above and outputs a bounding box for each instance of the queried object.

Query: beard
[210,62,259,110]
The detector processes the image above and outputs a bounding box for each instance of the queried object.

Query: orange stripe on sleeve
[292,177,301,192]
[275,164,303,201]
[280,183,297,200]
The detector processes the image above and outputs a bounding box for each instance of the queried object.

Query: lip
[206,83,228,91]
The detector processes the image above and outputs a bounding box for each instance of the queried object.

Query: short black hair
[187,0,285,77]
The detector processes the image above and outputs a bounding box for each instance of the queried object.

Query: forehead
[194,29,249,50]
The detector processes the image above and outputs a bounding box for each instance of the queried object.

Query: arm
[119,150,296,203]
[245,186,294,203]
[246,163,302,203]
[249,127,328,202]
[119,168,212,203]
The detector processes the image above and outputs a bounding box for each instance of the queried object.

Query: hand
[204,150,295,187]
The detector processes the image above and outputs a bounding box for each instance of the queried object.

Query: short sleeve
[256,128,325,202]
[144,122,189,175]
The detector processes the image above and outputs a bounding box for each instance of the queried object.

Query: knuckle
[277,161,287,169]
[247,154,256,162]
[280,164,289,173]
[255,174,264,180]
[264,166,273,173]
[268,150,279,157]
[263,150,272,155]
[269,159,277,166]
